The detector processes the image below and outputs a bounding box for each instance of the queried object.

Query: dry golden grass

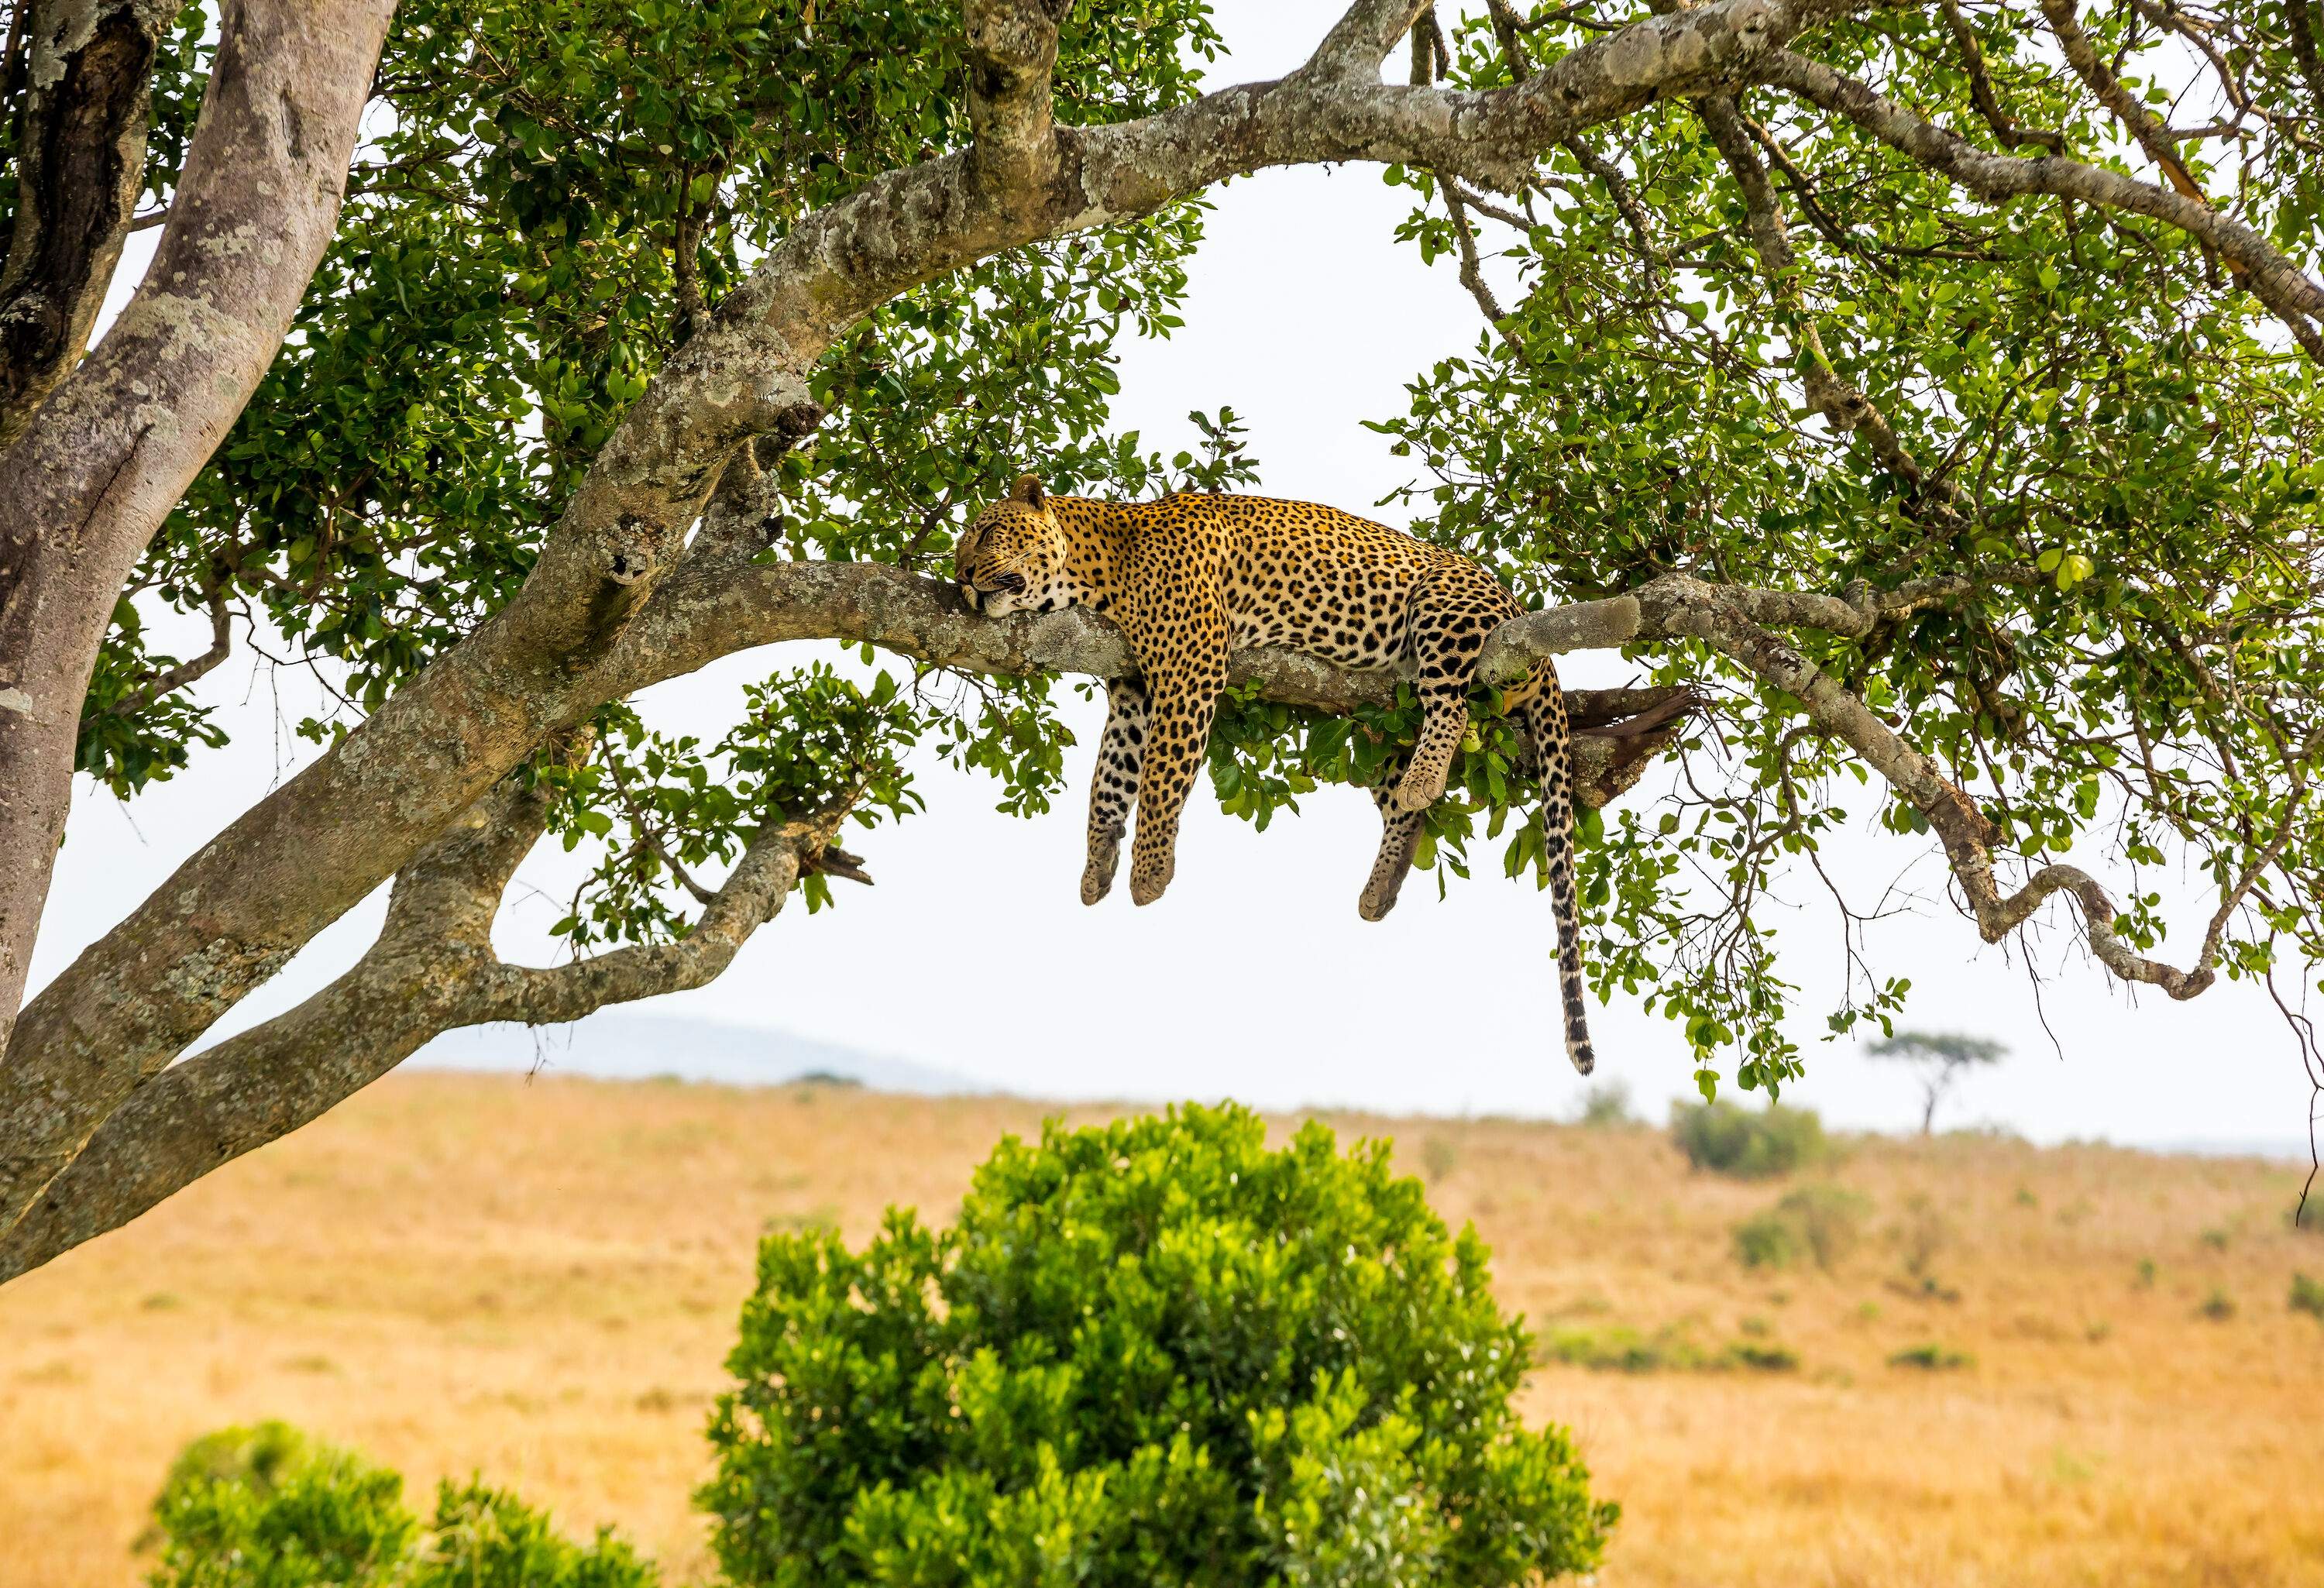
[4,1072,2321,1586]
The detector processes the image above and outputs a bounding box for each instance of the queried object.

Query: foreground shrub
[1669,1100,1828,1179]
[701,1103,1616,1586]
[147,1422,655,1588]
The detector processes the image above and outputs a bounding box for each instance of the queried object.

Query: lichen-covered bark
[0,0,399,1238]
[0,761,863,1280]
[0,0,170,446]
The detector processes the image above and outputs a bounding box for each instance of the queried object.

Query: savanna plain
[3,1072,2320,1587]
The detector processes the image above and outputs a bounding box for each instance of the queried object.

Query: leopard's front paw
[1393,765,1446,813]
[1358,876,1402,922]
[1082,827,1123,906]
[1081,858,1116,906]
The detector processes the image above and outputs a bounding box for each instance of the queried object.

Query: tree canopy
[2,0,2322,1277]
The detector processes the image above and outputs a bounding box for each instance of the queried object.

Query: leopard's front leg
[1127,654,1227,906]
[1081,678,1149,905]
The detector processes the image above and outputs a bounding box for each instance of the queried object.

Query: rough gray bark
[0,0,399,1235]
[0,757,869,1280]
[0,0,170,445]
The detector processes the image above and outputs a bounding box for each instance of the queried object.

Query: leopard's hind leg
[1392,576,1500,814]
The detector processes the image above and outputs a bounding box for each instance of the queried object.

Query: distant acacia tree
[1870,1030,2009,1134]
[3,0,2324,1283]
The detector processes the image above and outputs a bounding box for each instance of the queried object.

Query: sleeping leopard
[955,475,1596,1074]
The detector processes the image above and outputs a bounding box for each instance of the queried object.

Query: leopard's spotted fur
[957,475,1595,1074]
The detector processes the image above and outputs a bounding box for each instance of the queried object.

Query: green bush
[1731,1184,1870,1273]
[2291,1272,2324,1320]
[1669,1100,1828,1179]
[146,1422,656,1588]
[701,1104,1614,1586]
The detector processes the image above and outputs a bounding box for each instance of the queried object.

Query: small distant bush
[704,1104,1616,1586]
[1732,1184,1870,1272]
[1669,1100,1827,1179]
[2199,1226,2232,1251]
[1576,1082,1636,1129]
[146,1422,655,1588]
[1537,1322,1797,1375]
[2134,1257,2159,1289]
[1887,1342,1974,1372]
[2199,1287,2237,1322]
[2290,1198,2323,1236]
[1732,1211,1801,1270]
[1418,1133,1461,1183]
[2291,1272,2324,1320]
[1894,1194,1954,1281]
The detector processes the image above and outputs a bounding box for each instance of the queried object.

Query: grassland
[4,1072,2321,1586]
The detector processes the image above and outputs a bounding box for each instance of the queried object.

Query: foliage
[541,664,927,945]
[2291,1271,2324,1321]
[1732,1183,1871,1272]
[1670,1100,1831,1179]
[2197,1287,2238,1321]
[1368,2,2324,1092]
[700,1103,1615,1586]
[146,1422,656,1588]
[79,0,1237,936]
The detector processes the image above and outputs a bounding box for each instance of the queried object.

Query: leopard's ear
[1010,473,1047,509]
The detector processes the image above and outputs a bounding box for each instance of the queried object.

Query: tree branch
[1762,49,2324,359]
[0,0,401,1239]
[1634,572,2235,1000]
[1933,0,2063,153]
[0,0,171,447]
[0,766,861,1282]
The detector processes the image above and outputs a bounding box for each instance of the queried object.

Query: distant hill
[410,1012,988,1096]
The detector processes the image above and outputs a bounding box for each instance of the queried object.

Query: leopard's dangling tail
[1523,696,1597,1075]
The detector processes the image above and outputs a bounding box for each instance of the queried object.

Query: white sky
[29,3,2321,1153]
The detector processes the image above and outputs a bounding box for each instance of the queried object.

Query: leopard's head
[955,474,1065,617]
